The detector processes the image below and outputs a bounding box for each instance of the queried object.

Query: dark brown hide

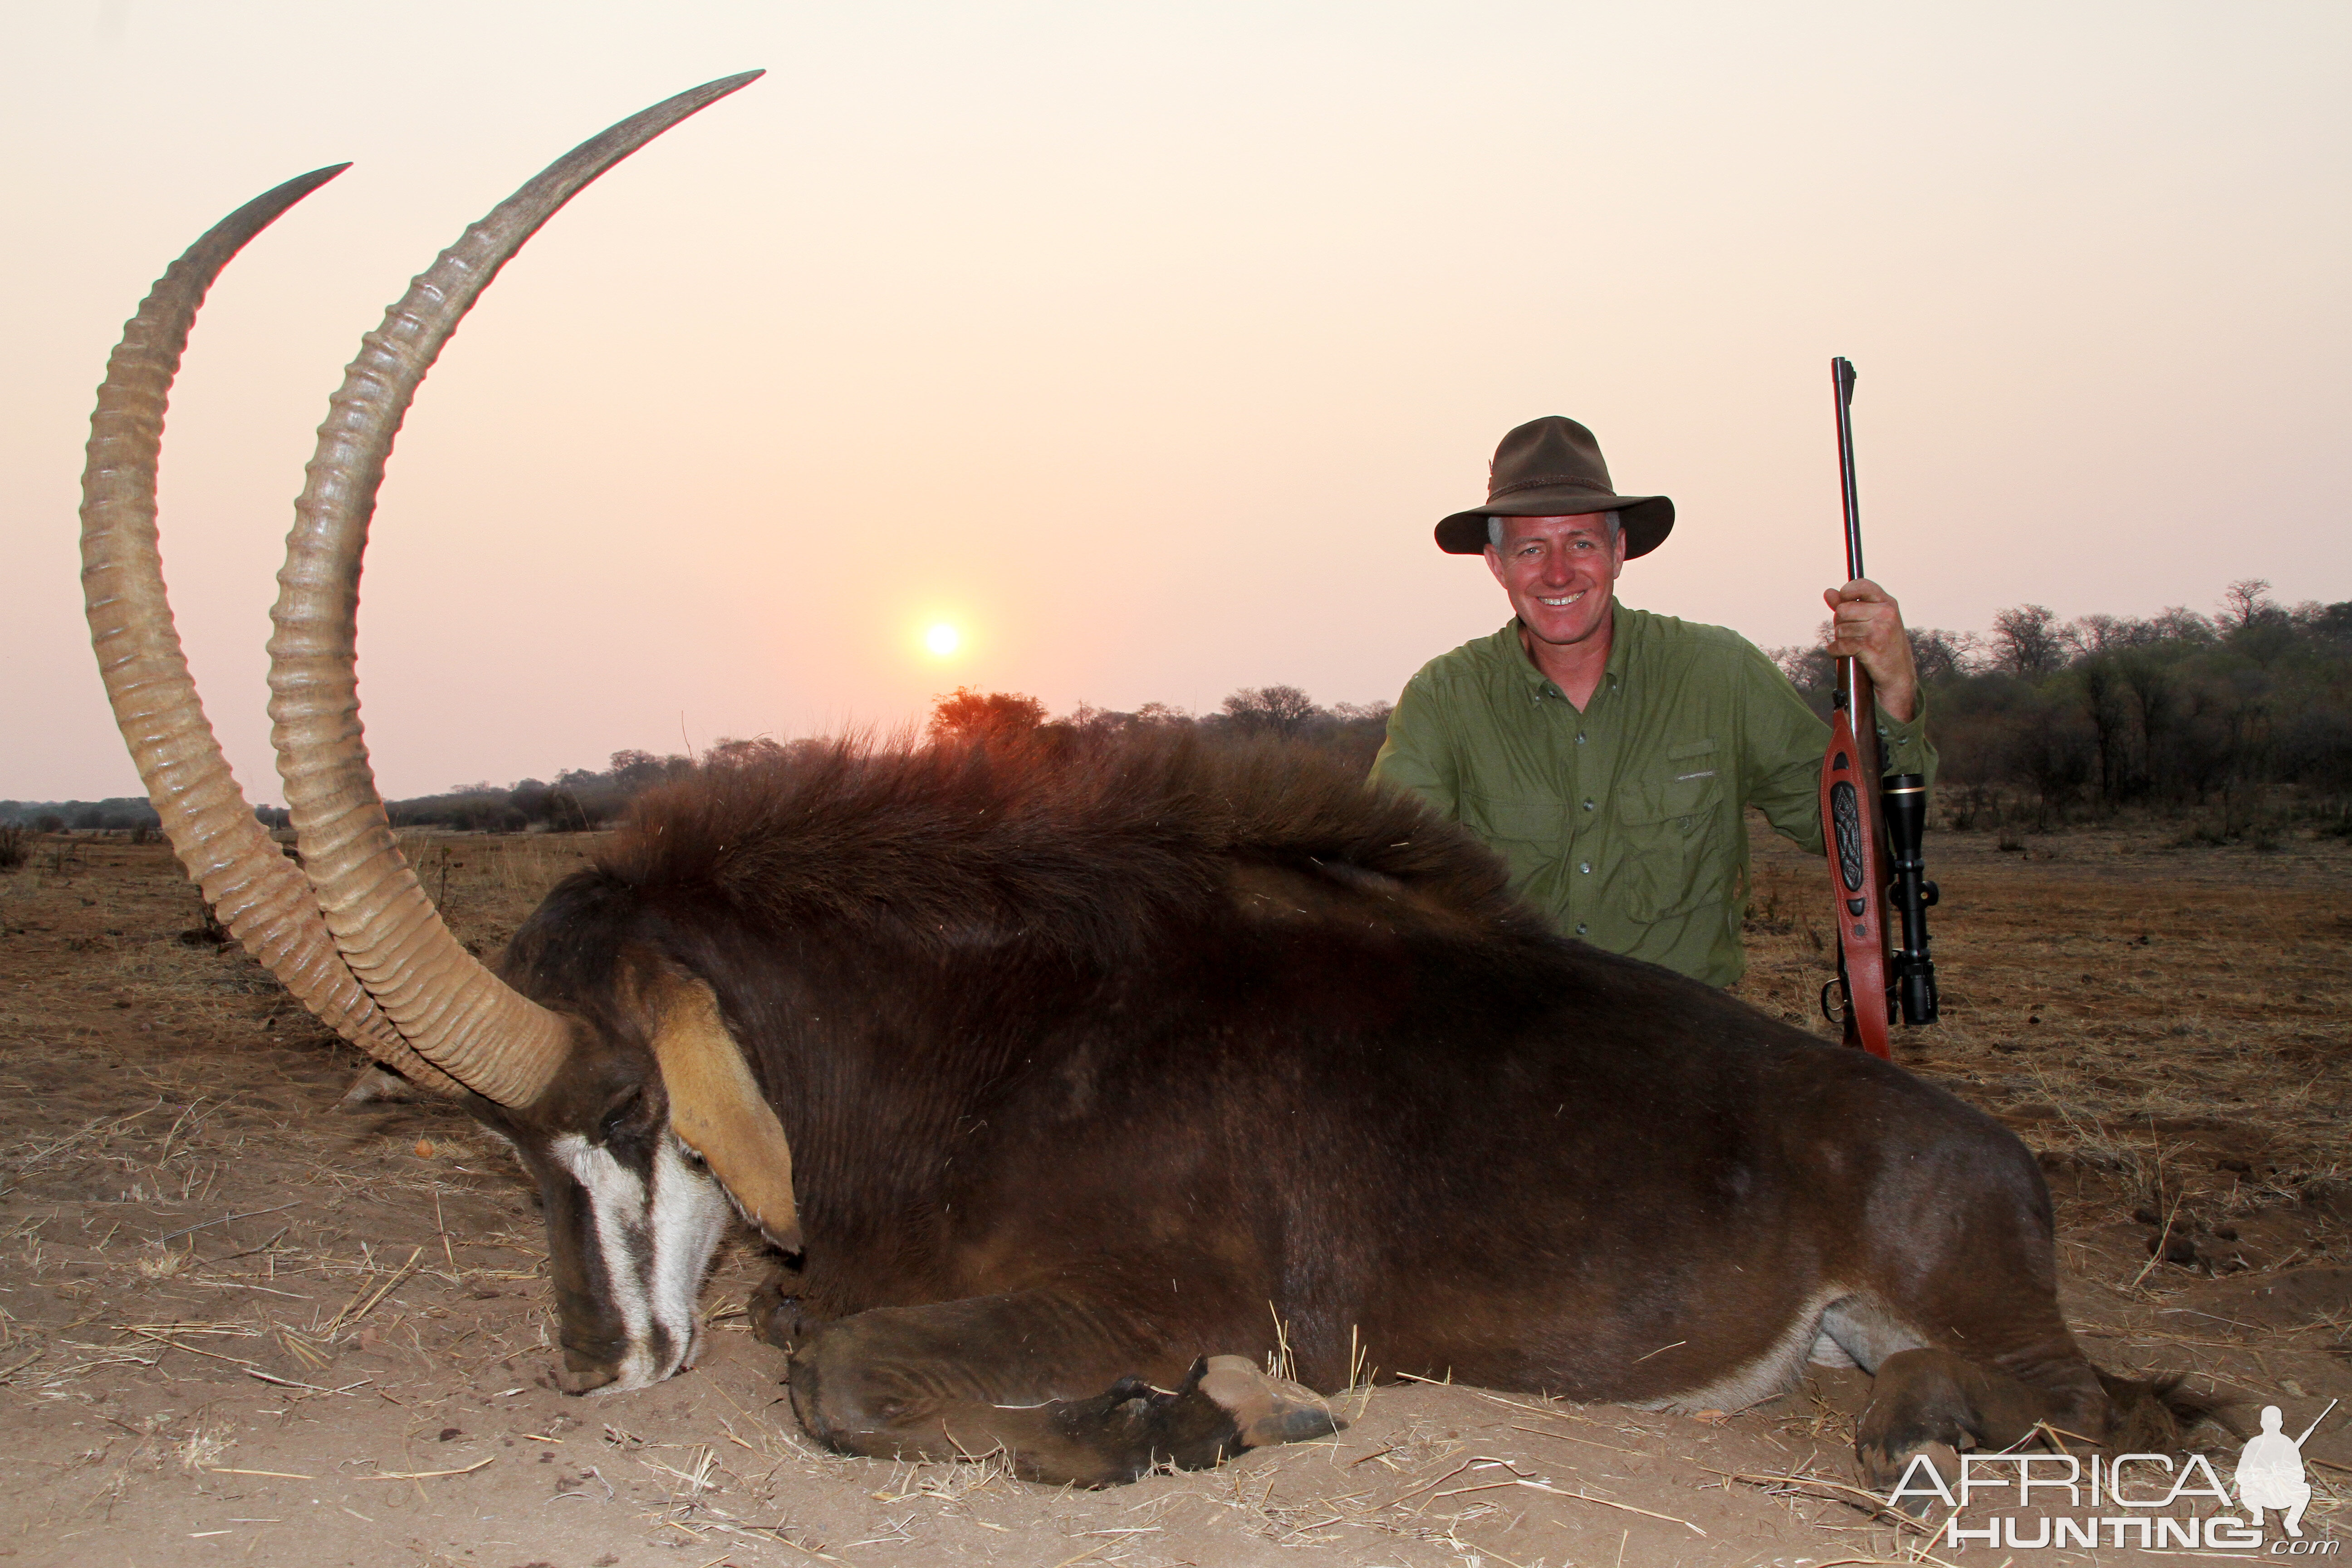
[499,730,2105,1485]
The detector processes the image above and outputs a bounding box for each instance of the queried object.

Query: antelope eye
[598,1084,646,1143]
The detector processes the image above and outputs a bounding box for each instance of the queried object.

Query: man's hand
[1822,578,1918,722]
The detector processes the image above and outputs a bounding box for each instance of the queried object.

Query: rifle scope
[1880,774,1939,1025]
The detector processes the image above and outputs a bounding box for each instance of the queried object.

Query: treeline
[20,582,2347,844]
[0,796,160,832]
[1772,579,2352,836]
[374,685,1396,832]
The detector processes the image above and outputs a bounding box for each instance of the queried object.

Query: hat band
[1488,473,1615,503]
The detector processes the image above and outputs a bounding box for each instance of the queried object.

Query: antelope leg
[784,1290,1337,1486]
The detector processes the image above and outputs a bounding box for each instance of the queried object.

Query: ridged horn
[80,166,465,1099]
[266,72,764,1107]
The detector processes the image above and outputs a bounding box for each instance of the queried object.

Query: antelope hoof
[749,1273,808,1352]
[1197,1354,1341,1448]
[1861,1439,1960,1517]
[338,1063,424,1107]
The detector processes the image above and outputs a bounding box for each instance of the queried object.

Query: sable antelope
[84,74,2129,1490]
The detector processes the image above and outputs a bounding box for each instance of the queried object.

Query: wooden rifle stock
[1821,358,1894,1058]
[1822,659,1893,1057]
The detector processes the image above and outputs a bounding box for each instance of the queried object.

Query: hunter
[1371,415,1932,985]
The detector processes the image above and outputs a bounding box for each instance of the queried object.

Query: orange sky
[5,2,2347,800]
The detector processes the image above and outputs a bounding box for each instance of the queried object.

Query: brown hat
[1435,416,1675,557]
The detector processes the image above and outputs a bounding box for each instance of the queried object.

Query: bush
[930,687,1047,746]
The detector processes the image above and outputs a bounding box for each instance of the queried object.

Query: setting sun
[924,623,961,657]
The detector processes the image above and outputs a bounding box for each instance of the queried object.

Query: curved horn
[80,166,465,1098]
[266,73,764,1106]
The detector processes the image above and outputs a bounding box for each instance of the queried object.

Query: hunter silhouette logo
[2239,1401,2333,1539]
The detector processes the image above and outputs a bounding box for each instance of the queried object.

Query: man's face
[1485,514,1625,651]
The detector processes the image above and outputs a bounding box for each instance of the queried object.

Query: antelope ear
[631,961,802,1253]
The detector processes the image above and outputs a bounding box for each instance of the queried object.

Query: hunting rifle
[1819,357,1937,1057]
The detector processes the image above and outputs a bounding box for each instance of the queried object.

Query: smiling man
[1371,416,1931,986]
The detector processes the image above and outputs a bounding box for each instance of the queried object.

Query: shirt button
[1575,733,1586,745]
[1582,798,1595,811]
[1578,861,1592,874]
[1574,922,1588,935]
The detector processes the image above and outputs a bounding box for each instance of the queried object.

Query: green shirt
[1369,604,1934,986]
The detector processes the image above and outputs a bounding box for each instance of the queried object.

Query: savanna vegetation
[346,579,2352,843]
[366,683,1399,833]
[1770,578,2352,845]
[0,796,159,834]
[11,580,2347,845]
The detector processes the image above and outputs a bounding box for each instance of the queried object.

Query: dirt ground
[0,817,2345,1567]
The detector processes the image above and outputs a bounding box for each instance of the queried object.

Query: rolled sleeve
[1875,701,1937,787]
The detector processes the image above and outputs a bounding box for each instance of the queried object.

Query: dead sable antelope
[85,73,2127,1491]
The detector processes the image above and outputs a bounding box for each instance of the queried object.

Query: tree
[510,778,555,823]
[2146,606,2215,643]
[2308,600,2352,652]
[2078,652,2171,806]
[544,789,595,831]
[1906,627,1983,685]
[2222,578,2274,631]
[1767,638,1833,694]
[1324,700,1396,772]
[1991,604,2065,676]
[610,750,669,791]
[1219,685,1321,740]
[929,687,1047,745]
[706,736,789,770]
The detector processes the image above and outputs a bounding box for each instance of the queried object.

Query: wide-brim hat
[1435,415,1674,558]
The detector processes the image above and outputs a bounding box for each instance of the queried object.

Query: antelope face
[479,946,803,1394]
[474,1049,733,1392]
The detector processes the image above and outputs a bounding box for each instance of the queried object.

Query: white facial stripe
[550,1131,735,1392]
[552,1132,657,1386]
[648,1138,730,1374]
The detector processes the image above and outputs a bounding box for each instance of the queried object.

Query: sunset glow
[925,623,961,658]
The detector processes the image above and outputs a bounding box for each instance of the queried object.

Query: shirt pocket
[1615,740,1727,921]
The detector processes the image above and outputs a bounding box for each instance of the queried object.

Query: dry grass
[0,822,2343,1565]
[1740,816,2351,1228]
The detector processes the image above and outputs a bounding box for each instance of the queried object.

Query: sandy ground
[0,818,2345,1567]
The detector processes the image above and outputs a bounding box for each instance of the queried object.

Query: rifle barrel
[1832,357,1864,583]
